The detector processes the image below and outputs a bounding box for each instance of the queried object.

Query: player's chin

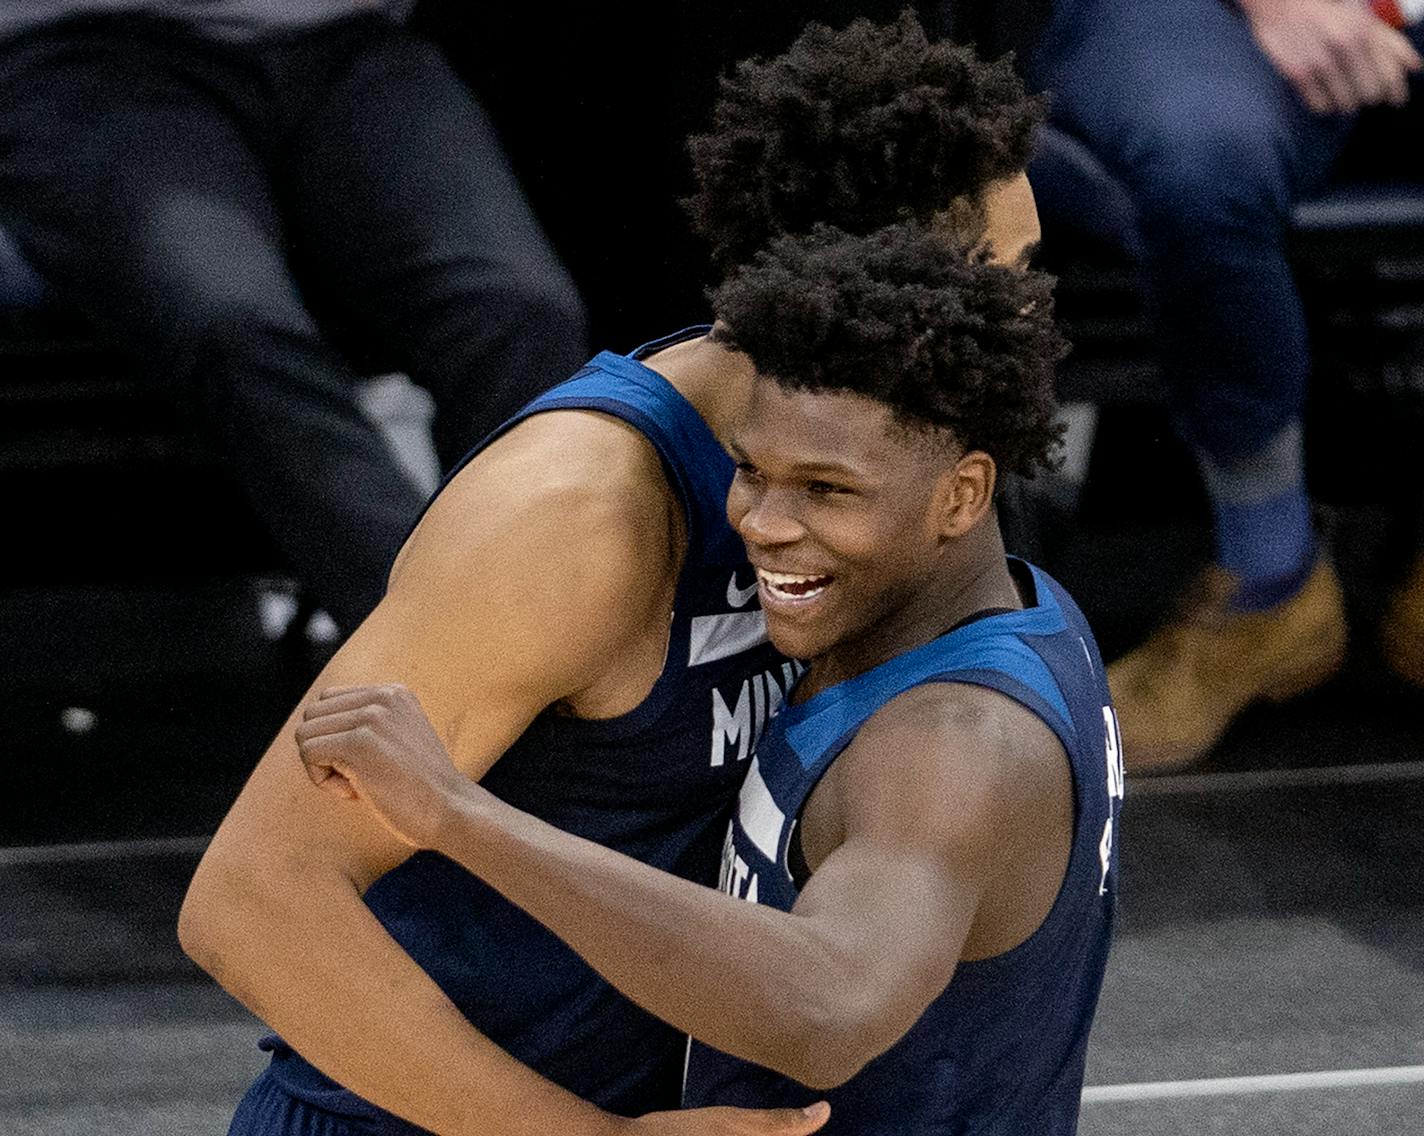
[761,598,839,661]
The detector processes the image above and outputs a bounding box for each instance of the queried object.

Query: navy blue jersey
[684,560,1123,1135]
[250,329,789,1130]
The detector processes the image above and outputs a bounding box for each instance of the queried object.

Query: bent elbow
[177,871,225,973]
[177,852,264,985]
[788,1042,870,1092]
[772,995,881,1090]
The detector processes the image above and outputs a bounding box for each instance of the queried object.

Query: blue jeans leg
[1035,0,1353,462]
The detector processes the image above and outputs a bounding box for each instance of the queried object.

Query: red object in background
[1370,0,1424,27]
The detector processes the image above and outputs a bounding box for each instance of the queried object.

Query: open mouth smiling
[756,568,835,606]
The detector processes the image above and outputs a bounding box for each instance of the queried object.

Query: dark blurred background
[3,0,1423,848]
[4,7,1424,1135]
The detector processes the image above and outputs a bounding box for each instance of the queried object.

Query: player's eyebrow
[791,459,866,481]
[728,438,867,483]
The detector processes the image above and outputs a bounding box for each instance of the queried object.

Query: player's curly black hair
[686,10,1045,274]
[709,222,1067,480]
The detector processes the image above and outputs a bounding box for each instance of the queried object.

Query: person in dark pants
[0,2,586,634]
[1034,0,1424,770]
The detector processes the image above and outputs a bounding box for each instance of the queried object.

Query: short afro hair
[710,222,1067,480]
[686,10,1044,274]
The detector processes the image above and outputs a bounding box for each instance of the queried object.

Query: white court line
[1129,758,1424,797]
[1083,1064,1424,1103]
[0,834,209,867]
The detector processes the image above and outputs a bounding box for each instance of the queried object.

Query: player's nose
[733,486,806,548]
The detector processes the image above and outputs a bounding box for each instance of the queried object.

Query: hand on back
[629,1103,830,1136]
[1243,0,1420,113]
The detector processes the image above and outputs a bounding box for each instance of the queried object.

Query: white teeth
[757,569,827,586]
[756,568,831,603]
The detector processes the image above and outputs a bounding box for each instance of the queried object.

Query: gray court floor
[3,750,1422,1135]
[1079,764,1424,1135]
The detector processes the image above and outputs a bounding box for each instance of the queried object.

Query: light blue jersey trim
[782,565,1071,769]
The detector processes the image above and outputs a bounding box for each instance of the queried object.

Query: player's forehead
[934,171,1040,268]
[978,172,1040,268]
[732,380,915,472]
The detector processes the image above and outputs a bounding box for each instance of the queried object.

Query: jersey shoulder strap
[414,327,731,553]
[781,565,1076,775]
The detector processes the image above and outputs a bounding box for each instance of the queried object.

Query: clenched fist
[295,683,474,849]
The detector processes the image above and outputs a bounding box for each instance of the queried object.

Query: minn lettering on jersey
[696,569,804,768]
[272,331,798,1122]
[709,661,805,768]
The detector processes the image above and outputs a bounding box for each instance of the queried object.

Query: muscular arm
[178,415,677,1135]
[304,681,1069,1091]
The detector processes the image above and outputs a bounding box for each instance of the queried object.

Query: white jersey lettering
[708,663,803,767]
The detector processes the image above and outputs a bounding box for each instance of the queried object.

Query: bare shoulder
[829,681,1069,849]
[798,681,1074,963]
[452,408,677,514]
[347,408,687,754]
[391,409,683,616]
[189,414,690,896]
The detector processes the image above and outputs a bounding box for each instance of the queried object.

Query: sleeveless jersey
[683,560,1124,1135]
[253,329,790,1130]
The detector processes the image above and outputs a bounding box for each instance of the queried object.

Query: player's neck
[639,328,757,444]
[799,525,1023,700]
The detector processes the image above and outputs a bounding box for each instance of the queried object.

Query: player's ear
[934,450,997,540]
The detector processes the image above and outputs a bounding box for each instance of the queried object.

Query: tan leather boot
[1107,558,1347,773]
[1382,555,1424,688]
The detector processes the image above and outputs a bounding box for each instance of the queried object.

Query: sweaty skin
[294,380,1073,1091]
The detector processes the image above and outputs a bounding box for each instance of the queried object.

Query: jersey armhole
[787,676,1086,967]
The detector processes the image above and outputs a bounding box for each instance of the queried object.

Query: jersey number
[1098,706,1125,896]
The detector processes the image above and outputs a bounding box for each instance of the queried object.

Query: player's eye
[806,480,848,496]
[733,461,763,481]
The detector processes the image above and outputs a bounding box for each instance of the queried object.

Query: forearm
[181,849,619,1136]
[439,795,862,1083]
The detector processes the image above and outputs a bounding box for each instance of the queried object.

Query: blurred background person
[1033,0,1424,770]
[0,0,587,637]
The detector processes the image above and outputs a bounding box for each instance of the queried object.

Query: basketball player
[296,223,1120,1134]
[179,15,1046,1136]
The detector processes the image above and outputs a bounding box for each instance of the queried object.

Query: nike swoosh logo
[727,571,759,609]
